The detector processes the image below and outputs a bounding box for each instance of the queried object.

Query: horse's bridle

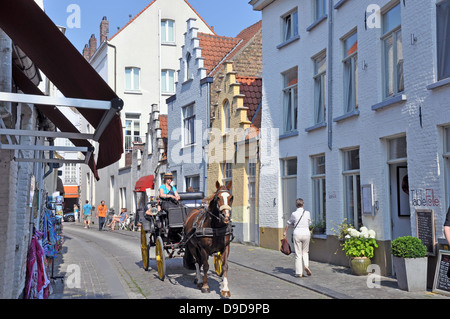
[213,189,232,224]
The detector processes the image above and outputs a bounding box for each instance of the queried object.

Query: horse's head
[211,181,233,224]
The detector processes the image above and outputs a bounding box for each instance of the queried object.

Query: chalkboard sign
[415,209,436,256]
[432,250,450,296]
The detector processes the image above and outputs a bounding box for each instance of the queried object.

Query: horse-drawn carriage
[139,182,234,297]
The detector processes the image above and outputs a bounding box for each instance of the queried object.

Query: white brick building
[251,0,450,275]
[83,0,215,214]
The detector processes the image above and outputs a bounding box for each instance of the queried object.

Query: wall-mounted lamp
[411,34,418,45]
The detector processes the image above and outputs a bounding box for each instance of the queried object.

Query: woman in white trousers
[283,198,312,278]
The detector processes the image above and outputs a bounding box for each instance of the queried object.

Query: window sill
[371,94,407,111]
[305,122,327,132]
[333,109,360,123]
[279,130,299,140]
[427,77,450,90]
[182,78,193,85]
[276,35,300,50]
[334,0,349,9]
[306,15,327,32]
[124,90,142,95]
[312,234,327,240]
[161,42,176,47]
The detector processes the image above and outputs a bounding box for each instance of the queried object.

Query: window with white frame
[221,162,233,190]
[314,0,327,21]
[161,69,175,93]
[185,52,192,82]
[437,0,450,81]
[382,3,404,98]
[185,175,200,192]
[313,52,326,124]
[311,155,326,232]
[343,148,361,228]
[125,67,140,91]
[161,19,175,43]
[222,100,231,134]
[183,104,195,146]
[64,163,78,185]
[343,31,358,113]
[247,160,257,202]
[282,67,298,133]
[282,9,298,42]
[125,113,141,152]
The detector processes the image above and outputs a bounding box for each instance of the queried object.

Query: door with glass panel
[281,158,297,239]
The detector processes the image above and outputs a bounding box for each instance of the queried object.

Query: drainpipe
[327,0,334,150]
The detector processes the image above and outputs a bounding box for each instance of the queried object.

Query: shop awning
[135,175,155,192]
[64,186,79,199]
[0,0,124,175]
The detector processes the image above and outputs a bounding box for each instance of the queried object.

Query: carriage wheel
[140,228,150,271]
[155,236,166,280]
[214,252,223,276]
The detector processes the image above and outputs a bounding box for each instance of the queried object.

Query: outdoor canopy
[134,175,155,192]
[0,0,124,179]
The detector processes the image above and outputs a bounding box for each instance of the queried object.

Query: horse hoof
[221,290,231,298]
[201,287,210,293]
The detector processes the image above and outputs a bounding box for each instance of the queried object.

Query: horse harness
[182,208,234,245]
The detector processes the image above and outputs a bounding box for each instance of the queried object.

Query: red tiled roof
[198,33,241,74]
[208,20,262,77]
[110,0,216,41]
[237,76,262,125]
[159,114,168,138]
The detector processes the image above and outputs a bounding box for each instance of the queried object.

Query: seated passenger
[159,173,180,211]
[107,208,127,231]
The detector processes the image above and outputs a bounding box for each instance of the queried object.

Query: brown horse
[183,181,233,297]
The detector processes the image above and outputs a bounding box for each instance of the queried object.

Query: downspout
[327,0,334,150]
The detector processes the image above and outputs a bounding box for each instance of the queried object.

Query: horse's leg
[188,243,203,288]
[200,247,210,293]
[220,244,231,298]
[194,263,202,288]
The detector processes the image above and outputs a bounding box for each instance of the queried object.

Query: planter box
[393,256,428,292]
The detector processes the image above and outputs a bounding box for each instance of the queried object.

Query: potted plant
[391,236,427,292]
[311,219,326,235]
[342,226,378,275]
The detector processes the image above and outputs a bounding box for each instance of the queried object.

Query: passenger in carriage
[159,173,180,212]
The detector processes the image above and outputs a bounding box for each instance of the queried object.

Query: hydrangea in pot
[342,226,378,276]
[391,236,427,292]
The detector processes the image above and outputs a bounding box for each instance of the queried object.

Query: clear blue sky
[43,0,261,52]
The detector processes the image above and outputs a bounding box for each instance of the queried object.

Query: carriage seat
[178,191,204,201]
[178,191,204,209]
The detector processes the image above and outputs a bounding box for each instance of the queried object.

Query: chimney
[100,16,109,44]
[82,44,90,61]
[88,34,97,59]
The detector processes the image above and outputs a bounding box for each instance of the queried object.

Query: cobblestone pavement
[48,222,450,300]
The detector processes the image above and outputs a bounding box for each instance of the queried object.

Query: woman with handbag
[283,198,312,278]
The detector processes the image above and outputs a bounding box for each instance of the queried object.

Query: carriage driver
[159,173,180,212]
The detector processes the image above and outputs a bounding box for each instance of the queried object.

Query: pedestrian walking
[283,198,312,278]
[444,207,450,246]
[97,200,108,231]
[82,200,92,229]
[74,204,79,222]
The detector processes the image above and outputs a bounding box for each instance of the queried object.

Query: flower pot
[349,257,371,276]
[392,256,427,292]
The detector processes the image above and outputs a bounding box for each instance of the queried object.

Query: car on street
[63,212,75,222]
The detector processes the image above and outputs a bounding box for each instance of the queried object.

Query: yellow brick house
[207,61,262,245]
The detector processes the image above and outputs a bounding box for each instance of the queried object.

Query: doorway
[281,158,298,240]
[388,136,411,240]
